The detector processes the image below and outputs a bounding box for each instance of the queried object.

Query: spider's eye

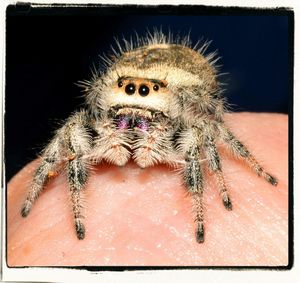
[139,85,150,96]
[125,83,136,95]
[153,84,159,91]
[118,81,123,88]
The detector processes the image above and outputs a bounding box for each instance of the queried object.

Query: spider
[21,31,278,243]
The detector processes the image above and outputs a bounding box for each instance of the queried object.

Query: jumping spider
[21,31,278,243]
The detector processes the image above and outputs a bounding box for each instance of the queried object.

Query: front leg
[63,114,92,239]
[21,111,92,240]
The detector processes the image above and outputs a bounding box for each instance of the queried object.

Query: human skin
[7,112,288,267]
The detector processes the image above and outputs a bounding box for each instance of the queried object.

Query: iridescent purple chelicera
[136,117,149,131]
[117,115,150,131]
[117,116,131,129]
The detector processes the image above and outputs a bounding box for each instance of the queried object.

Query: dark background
[5,5,292,180]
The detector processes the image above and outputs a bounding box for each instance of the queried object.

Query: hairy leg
[183,144,205,243]
[217,123,278,186]
[21,111,92,240]
[63,116,91,239]
[203,132,233,210]
[20,136,62,217]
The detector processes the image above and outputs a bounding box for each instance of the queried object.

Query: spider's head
[104,76,175,119]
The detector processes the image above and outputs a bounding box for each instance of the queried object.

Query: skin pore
[7,112,288,266]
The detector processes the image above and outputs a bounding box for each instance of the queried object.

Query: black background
[5,5,292,180]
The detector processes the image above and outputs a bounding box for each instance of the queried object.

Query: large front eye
[125,83,136,95]
[139,85,150,96]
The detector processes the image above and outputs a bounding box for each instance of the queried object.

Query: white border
[1,0,298,282]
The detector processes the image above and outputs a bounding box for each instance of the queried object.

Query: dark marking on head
[150,79,168,87]
[118,76,132,82]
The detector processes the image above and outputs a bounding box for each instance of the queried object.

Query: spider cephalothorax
[21,31,277,243]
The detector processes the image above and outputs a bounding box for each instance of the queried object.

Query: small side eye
[118,81,123,88]
[153,84,159,91]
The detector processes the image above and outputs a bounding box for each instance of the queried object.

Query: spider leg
[184,144,205,243]
[21,137,62,217]
[21,111,92,240]
[67,157,88,240]
[204,135,233,210]
[64,117,91,240]
[218,124,278,186]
